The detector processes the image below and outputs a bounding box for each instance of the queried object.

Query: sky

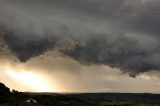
[0,0,160,93]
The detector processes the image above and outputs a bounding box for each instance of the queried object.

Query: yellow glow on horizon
[6,70,53,92]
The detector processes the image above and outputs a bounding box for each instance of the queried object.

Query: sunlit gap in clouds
[4,65,54,92]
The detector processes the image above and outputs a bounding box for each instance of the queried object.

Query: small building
[17,98,38,106]
[26,98,37,104]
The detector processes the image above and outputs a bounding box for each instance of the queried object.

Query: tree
[0,82,10,95]
[0,82,10,103]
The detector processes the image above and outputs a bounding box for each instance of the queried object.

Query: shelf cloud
[1,0,160,77]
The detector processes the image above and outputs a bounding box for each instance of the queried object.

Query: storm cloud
[0,0,160,76]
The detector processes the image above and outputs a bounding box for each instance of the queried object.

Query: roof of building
[26,98,37,103]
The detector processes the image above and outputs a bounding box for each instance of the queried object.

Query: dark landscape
[1,1,160,106]
[1,82,160,106]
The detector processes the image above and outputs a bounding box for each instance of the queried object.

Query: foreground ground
[1,82,160,106]
[1,92,160,106]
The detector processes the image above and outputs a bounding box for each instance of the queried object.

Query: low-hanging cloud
[1,0,160,76]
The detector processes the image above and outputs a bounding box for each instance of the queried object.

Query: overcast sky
[0,0,160,93]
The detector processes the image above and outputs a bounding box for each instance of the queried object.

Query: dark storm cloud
[61,33,160,77]
[0,0,160,76]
